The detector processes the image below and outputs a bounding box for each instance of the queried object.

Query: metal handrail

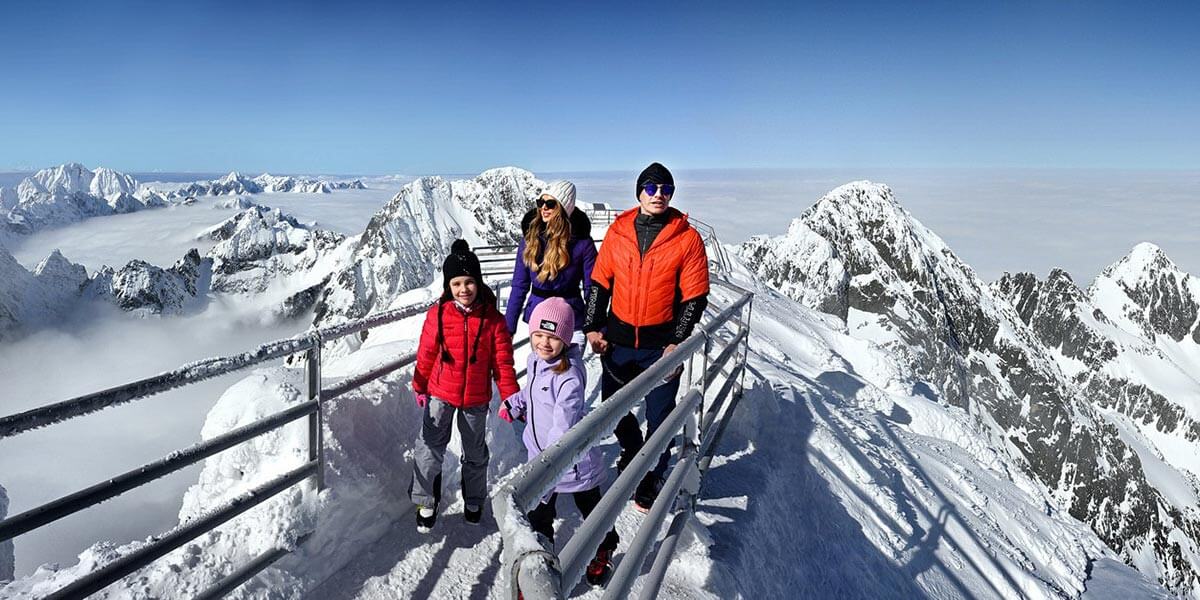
[492,284,753,599]
[0,299,435,599]
[3,206,746,598]
[44,461,318,600]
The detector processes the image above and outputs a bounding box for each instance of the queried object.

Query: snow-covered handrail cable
[492,279,754,600]
[0,299,435,599]
[0,302,429,439]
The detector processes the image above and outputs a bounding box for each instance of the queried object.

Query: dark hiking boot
[464,503,482,525]
[585,547,614,585]
[633,474,663,513]
[416,504,437,532]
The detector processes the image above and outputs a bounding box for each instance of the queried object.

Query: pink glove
[415,393,429,408]
[498,405,514,423]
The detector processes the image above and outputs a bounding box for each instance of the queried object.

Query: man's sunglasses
[535,198,558,209]
[641,183,675,198]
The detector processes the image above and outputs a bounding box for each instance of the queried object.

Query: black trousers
[601,345,681,478]
[527,487,620,552]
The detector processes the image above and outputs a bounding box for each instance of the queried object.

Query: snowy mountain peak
[1091,243,1200,344]
[26,163,138,199]
[89,167,139,199]
[312,168,540,329]
[740,182,1200,594]
[220,171,250,185]
[1102,242,1183,286]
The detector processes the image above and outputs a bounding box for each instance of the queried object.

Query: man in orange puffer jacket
[582,162,710,511]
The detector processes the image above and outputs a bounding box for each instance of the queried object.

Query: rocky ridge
[737,181,1200,595]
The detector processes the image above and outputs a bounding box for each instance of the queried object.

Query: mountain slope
[313,167,542,330]
[738,181,1200,596]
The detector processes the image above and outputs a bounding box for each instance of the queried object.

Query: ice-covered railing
[0,301,437,599]
[492,278,753,600]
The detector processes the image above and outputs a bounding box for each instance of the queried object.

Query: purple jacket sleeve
[505,238,532,334]
[504,355,531,420]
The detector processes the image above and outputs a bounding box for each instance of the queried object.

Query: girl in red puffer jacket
[410,239,519,532]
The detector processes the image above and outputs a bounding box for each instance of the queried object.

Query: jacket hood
[526,342,585,373]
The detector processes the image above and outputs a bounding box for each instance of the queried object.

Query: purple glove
[415,393,429,409]
[498,405,514,423]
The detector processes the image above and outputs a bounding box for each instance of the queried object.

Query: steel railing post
[698,332,711,443]
[306,342,324,491]
[738,300,753,398]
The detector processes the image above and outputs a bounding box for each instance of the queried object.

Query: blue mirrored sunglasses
[641,183,675,197]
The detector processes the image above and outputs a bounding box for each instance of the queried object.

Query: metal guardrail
[2,204,746,599]
[0,301,433,599]
[492,280,753,600]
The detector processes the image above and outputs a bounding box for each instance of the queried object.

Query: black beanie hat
[436,239,494,363]
[442,239,483,294]
[636,162,674,197]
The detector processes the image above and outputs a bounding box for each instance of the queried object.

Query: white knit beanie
[544,180,577,215]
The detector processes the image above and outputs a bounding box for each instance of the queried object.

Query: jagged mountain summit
[198,205,350,317]
[312,167,542,329]
[161,171,366,200]
[738,181,1200,596]
[1,164,159,235]
[992,248,1200,583]
[0,246,88,342]
[82,249,212,317]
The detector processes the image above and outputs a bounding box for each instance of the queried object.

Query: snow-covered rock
[135,188,169,208]
[107,192,144,214]
[2,164,156,235]
[0,187,16,212]
[0,483,12,582]
[313,167,541,328]
[83,249,212,317]
[1091,242,1200,345]
[200,207,312,266]
[0,246,87,341]
[160,173,367,201]
[992,255,1200,594]
[34,249,89,296]
[738,181,1200,596]
[213,196,258,211]
[199,206,348,316]
[4,190,113,234]
[89,167,139,199]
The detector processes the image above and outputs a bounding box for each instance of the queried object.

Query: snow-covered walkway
[309,347,722,600]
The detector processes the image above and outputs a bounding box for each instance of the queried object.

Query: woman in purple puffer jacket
[498,297,618,586]
[505,180,597,344]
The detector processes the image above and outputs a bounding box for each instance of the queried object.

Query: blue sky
[1,1,1197,174]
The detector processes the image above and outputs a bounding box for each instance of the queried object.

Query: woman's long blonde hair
[523,206,570,283]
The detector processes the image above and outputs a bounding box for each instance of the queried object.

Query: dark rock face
[84,249,211,316]
[738,182,1200,594]
[995,267,1200,450]
[994,270,1118,365]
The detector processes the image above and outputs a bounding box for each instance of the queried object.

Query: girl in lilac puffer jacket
[498,297,619,585]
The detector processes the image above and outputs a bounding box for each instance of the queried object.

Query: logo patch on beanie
[539,319,558,332]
